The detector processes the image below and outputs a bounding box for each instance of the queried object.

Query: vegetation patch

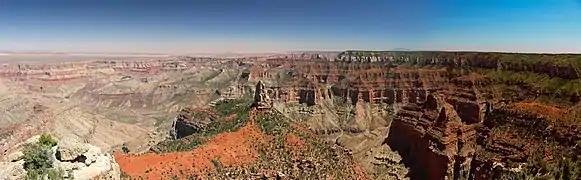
[22,134,63,180]
[201,109,365,179]
[255,110,290,135]
[153,99,253,153]
[204,99,253,136]
[482,69,581,96]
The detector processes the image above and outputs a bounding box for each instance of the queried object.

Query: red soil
[514,102,565,118]
[115,110,263,179]
[285,133,305,151]
[353,162,370,180]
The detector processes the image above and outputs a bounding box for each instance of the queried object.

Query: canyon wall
[249,51,581,179]
[0,57,236,82]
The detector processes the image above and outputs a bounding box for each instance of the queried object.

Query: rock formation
[0,137,120,180]
[253,80,272,108]
[54,139,121,179]
[171,108,217,139]
[246,51,581,179]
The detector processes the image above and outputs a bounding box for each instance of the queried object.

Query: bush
[256,111,289,135]
[39,134,58,147]
[23,143,53,170]
[22,133,63,180]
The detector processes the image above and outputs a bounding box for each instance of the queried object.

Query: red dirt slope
[115,110,263,179]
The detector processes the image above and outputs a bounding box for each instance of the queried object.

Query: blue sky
[1,0,580,54]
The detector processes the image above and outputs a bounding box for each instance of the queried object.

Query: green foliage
[38,134,58,147]
[275,70,292,84]
[204,99,252,136]
[250,165,258,174]
[23,133,62,180]
[22,143,53,171]
[46,168,65,180]
[159,138,204,152]
[213,99,253,117]
[26,168,64,180]
[502,147,581,180]
[483,69,581,96]
[153,99,253,153]
[255,111,289,135]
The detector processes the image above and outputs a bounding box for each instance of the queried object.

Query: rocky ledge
[0,136,120,180]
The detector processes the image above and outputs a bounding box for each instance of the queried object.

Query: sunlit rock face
[250,51,581,179]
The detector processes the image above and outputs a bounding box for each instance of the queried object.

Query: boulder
[69,151,120,180]
[57,139,89,161]
[54,140,120,180]
[83,145,101,166]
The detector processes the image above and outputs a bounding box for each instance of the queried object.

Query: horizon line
[2,49,581,56]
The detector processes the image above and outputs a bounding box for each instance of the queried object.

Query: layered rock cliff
[248,51,581,179]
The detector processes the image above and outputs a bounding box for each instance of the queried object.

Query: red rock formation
[385,93,479,180]
[250,54,580,179]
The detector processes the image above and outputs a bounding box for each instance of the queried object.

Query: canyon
[245,51,581,179]
[1,51,580,179]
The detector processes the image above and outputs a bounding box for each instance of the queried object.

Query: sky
[1,0,581,54]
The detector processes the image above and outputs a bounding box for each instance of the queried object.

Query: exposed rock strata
[248,51,581,179]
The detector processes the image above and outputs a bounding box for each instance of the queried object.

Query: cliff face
[0,57,232,82]
[171,108,218,139]
[336,51,581,80]
[248,51,581,179]
[387,93,480,180]
[254,59,450,107]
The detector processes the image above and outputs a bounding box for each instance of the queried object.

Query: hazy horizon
[2,0,581,54]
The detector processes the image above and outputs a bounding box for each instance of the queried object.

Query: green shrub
[23,133,63,180]
[26,168,64,180]
[256,111,289,135]
[23,143,53,171]
[38,134,58,147]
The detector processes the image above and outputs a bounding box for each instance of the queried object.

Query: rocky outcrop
[54,139,121,180]
[171,108,217,139]
[253,80,272,108]
[0,137,120,180]
[386,94,478,180]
